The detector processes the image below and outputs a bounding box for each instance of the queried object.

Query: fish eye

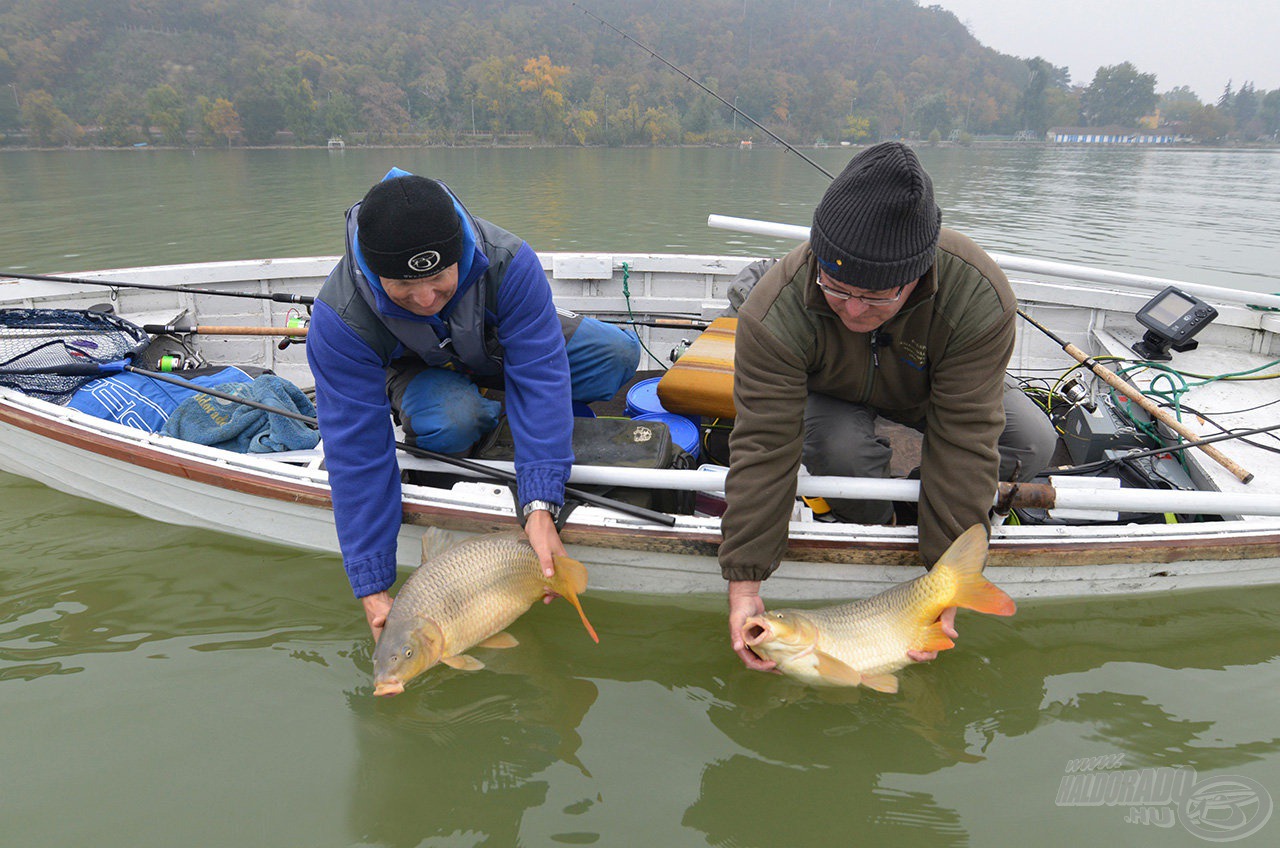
[771,612,785,619]
[404,648,413,658]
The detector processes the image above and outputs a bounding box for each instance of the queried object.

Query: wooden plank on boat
[657,316,737,419]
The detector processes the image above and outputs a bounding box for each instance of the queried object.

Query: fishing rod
[1017,308,1254,483]
[572,2,835,180]
[2,270,315,305]
[15,358,677,527]
[142,323,309,337]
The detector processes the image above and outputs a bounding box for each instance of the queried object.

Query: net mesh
[0,308,151,404]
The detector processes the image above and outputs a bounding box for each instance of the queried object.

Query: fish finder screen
[1146,290,1196,327]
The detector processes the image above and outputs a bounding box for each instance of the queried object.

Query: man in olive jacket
[721,142,1055,671]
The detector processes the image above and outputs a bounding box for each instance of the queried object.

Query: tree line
[0,0,1275,148]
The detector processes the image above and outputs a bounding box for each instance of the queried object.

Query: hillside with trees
[0,0,1275,147]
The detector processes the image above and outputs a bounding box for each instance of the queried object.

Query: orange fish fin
[813,651,864,687]
[549,554,600,644]
[442,654,485,671]
[934,524,1017,617]
[860,672,900,694]
[917,620,956,653]
[476,632,519,650]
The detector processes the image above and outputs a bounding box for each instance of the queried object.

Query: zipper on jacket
[861,329,881,403]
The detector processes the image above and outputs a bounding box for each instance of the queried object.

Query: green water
[2,147,1278,846]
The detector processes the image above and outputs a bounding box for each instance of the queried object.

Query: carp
[372,531,598,696]
[742,524,1014,692]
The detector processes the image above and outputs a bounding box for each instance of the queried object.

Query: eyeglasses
[815,274,907,306]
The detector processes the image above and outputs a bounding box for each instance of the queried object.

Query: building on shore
[1048,127,1189,145]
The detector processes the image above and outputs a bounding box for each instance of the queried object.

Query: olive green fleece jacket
[719,229,1017,581]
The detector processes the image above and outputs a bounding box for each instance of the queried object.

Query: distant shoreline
[2,140,1277,153]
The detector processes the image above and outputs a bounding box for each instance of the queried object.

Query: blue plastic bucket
[634,412,701,460]
[625,377,667,418]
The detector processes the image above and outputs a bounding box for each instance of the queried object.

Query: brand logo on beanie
[407,251,442,274]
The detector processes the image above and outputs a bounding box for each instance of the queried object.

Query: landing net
[0,308,151,403]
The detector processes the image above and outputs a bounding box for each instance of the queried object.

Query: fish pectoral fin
[813,651,865,687]
[860,672,900,694]
[916,620,956,653]
[441,654,485,671]
[476,632,519,650]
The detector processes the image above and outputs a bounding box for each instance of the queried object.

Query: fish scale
[395,535,545,653]
[373,531,597,696]
[798,567,959,677]
[743,525,1014,691]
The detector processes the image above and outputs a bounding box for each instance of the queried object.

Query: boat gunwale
[3,388,1279,572]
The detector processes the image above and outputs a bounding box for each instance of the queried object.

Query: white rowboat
[3,236,1278,601]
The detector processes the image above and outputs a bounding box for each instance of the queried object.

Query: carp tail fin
[935,524,1016,617]
[549,554,600,644]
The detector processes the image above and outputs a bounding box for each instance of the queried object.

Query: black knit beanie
[356,176,463,279]
[810,142,941,290]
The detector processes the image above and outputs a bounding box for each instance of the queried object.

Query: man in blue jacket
[308,170,639,639]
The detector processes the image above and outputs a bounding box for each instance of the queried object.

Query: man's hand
[728,580,777,672]
[361,591,393,642]
[907,606,958,662]
[524,509,567,604]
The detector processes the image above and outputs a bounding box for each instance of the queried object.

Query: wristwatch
[522,499,562,520]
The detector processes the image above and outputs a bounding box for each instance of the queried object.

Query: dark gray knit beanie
[357,175,463,280]
[810,142,941,290]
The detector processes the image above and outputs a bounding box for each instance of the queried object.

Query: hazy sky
[929,0,1278,101]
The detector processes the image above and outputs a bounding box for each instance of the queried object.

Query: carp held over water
[742,524,1015,692]
[372,531,599,697]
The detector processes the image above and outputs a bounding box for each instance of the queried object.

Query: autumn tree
[1158,86,1202,124]
[96,89,144,146]
[519,55,569,142]
[145,84,188,144]
[469,55,522,134]
[912,92,951,138]
[1081,62,1158,127]
[20,88,81,146]
[318,91,357,140]
[279,67,320,144]
[202,97,242,147]
[1187,104,1232,142]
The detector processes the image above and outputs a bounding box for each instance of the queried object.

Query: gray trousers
[801,381,1058,524]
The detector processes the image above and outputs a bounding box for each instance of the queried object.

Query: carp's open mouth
[373,679,405,697]
[742,619,772,655]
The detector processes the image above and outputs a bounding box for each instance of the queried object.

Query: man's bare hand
[907,606,958,662]
[728,580,777,672]
[361,591,393,642]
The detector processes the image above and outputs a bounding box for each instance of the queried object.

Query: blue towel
[69,366,255,433]
[161,374,320,453]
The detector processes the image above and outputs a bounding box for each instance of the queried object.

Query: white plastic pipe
[707,214,1280,312]
[397,455,1280,517]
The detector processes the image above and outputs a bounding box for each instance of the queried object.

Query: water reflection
[2,472,1279,846]
[344,648,599,847]
[5,147,1275,295]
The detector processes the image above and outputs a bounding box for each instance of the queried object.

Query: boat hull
[4,390,1278,602]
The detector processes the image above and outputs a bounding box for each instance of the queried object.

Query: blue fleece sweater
[307,203,572,598]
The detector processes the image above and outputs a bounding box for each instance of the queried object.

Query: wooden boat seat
[657,317,738,420]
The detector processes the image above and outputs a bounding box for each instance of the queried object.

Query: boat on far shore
[2,216,1279,601]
